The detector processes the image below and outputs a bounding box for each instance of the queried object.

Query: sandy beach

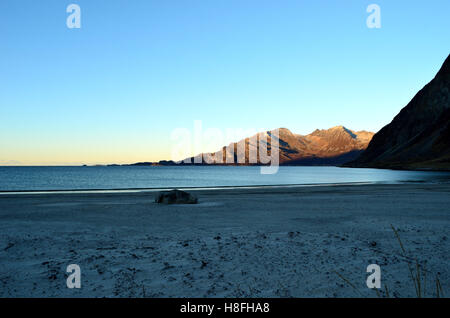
[0,183,449,298]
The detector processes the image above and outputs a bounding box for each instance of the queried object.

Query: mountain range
[130,54,449,170]
[181,126,374,166]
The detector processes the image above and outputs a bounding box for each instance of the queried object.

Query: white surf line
[0,182,378,195]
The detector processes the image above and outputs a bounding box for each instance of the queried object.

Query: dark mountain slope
[346,54,450,170]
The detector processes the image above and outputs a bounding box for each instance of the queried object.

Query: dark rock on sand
[155,190,198,204]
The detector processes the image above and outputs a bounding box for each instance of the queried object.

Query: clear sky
[0,0,449,165]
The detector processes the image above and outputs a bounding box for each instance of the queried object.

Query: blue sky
[0,0,449,165]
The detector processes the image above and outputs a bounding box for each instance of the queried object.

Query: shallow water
[1,166,450,191]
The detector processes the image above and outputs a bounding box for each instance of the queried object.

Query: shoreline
[2,164,450,172]
[0,181,377,195]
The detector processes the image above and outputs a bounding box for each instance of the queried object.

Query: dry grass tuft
[335,225,445,298]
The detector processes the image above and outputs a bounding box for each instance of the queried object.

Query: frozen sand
[0,183,449,297]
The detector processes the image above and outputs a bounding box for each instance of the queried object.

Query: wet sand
[0,183,449,297]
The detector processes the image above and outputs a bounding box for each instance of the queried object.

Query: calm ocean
[0,166,450,192]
